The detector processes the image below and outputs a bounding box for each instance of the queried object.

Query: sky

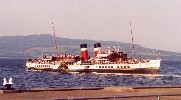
[0,0,181,53]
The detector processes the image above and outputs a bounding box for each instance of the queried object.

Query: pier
[1,86,181,100]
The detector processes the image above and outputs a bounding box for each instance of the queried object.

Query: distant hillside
[0,34,181,59]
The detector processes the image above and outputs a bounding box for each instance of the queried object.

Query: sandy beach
[0,86,181,100]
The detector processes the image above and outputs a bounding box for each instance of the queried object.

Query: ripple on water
[0,59,181,88]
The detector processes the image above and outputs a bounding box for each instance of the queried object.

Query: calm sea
[0,58,181,89]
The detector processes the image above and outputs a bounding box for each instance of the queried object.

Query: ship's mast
[129,14,136,59]
[52,22,59,55]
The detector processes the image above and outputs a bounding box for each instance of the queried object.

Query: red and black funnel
[80,44,89,61]
[94,43,101,57]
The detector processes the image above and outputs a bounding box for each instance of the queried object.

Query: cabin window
[111,66,113,68]
[105,66,107,68]
[124,66,126,68]
[117,66,119,68]
[108,66,110,68]
[102,66,104,68]
[99,66,101,68]
[127,66,130,68]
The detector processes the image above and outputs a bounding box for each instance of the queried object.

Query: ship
[67,43,161,74]
[26,21,161,74]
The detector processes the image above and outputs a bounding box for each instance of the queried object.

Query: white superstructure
[26,57,61,71]
[26,43,161,74]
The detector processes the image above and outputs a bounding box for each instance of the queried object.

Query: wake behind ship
[26,43,161,74]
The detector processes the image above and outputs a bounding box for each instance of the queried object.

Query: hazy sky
[0,0,181,52]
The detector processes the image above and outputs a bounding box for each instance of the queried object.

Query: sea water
[0,58,181,89]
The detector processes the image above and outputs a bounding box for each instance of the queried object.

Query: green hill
[0,34,180,59]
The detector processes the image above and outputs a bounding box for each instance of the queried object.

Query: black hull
[68,68,159,74]
[27,67,159,74]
